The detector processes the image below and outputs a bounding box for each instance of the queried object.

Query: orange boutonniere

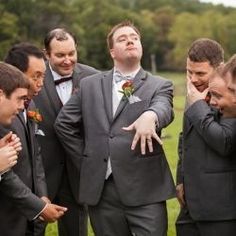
[27,109,43,123]
[119,80,141,104]
[119,80,134,98]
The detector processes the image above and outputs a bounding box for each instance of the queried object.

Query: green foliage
[0,0,236,70]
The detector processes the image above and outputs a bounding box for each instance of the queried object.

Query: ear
[0,89,4,102]
[43,49,50,60]
[110,49,115,59]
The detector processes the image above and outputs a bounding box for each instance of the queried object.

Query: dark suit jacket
[33,62,98,202]
[177,100,236,221]
[0,101,46,235]
[55,68,176,206]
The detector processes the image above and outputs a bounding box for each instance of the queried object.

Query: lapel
[72,64,83,93]
[113,68,147,121]
[44,63,62,114]
[101,70,113,124]
[17,110,34,155]
[26,102,36,156]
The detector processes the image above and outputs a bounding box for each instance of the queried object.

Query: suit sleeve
[176,132,184,184]
[54,90,84,171]
[148,78,174,130]
[34,142,47,197]
[0,170,46,220]
[186,100,236,156]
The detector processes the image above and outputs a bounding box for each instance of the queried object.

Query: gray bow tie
[114,71,133,83]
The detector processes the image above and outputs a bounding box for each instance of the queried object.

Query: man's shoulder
[147,71,172,84]
[74,63,99,75]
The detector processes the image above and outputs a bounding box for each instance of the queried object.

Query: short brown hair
[222,54,236,83]
[44,28,77,53]
[0,62,30,98]
[188,38,224,68]
[107,21,141,50]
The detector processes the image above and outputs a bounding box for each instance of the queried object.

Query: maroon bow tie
[24,99,31,109]
[55,76,73,86]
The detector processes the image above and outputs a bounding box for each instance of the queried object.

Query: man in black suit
[55,21,175,236]
[222,54,236,117]
[0,62,28,179]
[176,38,236,236]
[0,43,67,236]
[33,28,98,236]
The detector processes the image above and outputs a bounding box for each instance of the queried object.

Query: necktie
[55,76,73,86]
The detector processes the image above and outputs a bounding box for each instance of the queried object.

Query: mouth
[126,46,137,50]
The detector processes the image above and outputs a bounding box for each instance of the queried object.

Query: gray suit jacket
[55,68,175,206]
[0,101,46,234]
[177,100,236,221]
[33,62,98,202]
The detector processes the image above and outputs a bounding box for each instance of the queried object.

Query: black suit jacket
[177,100,236,221]
[0,101,46,235]
[33,62,98,202]
[55,68,176,206]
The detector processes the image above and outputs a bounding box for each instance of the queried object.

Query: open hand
[123,111,163,155]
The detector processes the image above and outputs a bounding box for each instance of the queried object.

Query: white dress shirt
[49,64,73,105]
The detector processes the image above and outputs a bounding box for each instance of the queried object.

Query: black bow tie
[55,76,73,86]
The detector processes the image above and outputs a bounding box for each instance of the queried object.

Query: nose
[64,56,71,64]
[127,37,134,45]
[37,79,44,88]
[19,100,25,111]
[209,97,217,107]
[189,74,198,83]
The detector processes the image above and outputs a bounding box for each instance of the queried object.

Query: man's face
[226,72,236,96]
[25,56,46,98]
[46,35,77,76]
[0,88,28,125]
[110,26,143,64]
[186,58,215,92]
[209,75,236,117]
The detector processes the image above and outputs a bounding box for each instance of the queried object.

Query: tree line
[0,0,235,71]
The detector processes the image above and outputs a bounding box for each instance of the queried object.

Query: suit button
[104,158,108,162]
[109,134,114,138]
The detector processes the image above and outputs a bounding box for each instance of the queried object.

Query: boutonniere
[27,109,43,123]
[119,80,141,104]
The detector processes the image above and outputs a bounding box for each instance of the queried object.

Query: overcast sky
[200,0,236,7]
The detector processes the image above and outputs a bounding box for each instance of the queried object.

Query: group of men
[0,20,236,236]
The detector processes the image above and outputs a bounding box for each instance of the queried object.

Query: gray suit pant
[176,207,236,236]
[88,176,167,236]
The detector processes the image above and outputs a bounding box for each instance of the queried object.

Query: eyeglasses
[31,73,45,82]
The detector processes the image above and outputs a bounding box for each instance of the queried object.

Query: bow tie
[55,76,73,86]
[114,72,133,83]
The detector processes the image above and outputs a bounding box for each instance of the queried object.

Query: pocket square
[128,95,141,104]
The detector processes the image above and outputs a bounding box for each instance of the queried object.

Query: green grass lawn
[46,72,185,236]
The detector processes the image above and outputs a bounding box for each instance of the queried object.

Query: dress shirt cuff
[32,203,47,220]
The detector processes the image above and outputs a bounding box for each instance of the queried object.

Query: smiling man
[176,39,236,236]
[0,43,67,236]
[0,62,28,175]
[209,56,236,117]
[55,21,175,236]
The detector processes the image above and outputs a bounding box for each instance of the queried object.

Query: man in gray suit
[176,39,236,236]
[0,43,67,236]
[33,28,98,236]
[55,21,175,236]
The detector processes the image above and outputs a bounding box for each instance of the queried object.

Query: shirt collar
[49,63,73,81]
